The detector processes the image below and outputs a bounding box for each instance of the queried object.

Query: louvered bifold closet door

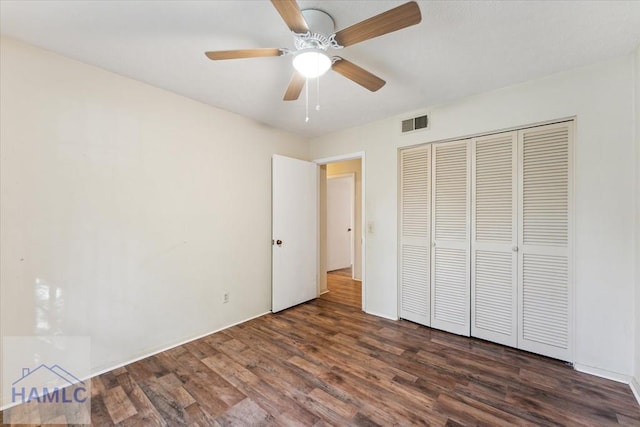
[518,122,573,362]
[431,140,471,336]
[471,132,518,347]
[400,146,431,326]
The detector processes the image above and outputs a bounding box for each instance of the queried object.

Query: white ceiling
[1,1,639,138]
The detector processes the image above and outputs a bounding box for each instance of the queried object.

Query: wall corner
[634,43,640,389]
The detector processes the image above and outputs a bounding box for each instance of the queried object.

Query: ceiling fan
[205,0,422,101]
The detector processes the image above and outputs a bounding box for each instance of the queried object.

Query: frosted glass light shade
[293,49,331,78]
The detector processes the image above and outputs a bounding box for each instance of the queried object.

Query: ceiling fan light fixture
[293,49,331,78]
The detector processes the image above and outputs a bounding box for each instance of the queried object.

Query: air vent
[401,114,430,134]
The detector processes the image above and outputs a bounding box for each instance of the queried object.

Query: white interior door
[326,175,354,271]
[471,132,518,347]
[272,155,318,313]
[431,140,471,336]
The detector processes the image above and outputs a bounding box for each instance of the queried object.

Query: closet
[399,121,573,361]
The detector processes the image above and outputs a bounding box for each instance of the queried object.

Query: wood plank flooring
[321,268,362,309]
[3,272,639,426]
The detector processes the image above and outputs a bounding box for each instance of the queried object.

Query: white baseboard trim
[557,364,640,406]
[91,310,271,378]
[573,363,631,384]
[630,377,640,405]
[320,289,329,295]
[365,310,399,321]
[0,310,271,411]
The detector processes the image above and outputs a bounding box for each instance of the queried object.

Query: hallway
[321,268,361,309]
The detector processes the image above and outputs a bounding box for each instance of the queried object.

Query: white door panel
[327,175,354,271]
[272,155,318,313]
[399,146,431,326]
[517,122,573,361]
[431,140,470,336]
[471,132,518,347]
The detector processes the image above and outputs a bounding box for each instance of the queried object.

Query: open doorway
[316,155,364,310]
[326,173,354,274]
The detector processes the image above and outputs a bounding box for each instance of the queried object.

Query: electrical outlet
[223,292,229,304]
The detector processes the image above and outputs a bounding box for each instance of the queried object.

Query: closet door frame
[397,119,574,363]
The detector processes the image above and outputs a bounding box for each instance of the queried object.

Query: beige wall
[311,55,637,379]
[0,37,308,406]
[326,160,363,281]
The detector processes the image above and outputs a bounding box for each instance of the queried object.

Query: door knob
[347,228,352,232]
[276,239,283,246]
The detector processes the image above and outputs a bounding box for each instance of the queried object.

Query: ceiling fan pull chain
[316,76,321,111]
[305,77,310,123]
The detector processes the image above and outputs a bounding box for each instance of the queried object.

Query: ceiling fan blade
[334,1,421,47]
[270,0,309,34]
[205,48,283,60]
[283,71,306,101]
[332,58,386,92]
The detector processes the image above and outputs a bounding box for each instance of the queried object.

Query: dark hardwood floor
[3,272,639,426]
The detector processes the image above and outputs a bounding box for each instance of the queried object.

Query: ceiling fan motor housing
[301,9,335,37]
